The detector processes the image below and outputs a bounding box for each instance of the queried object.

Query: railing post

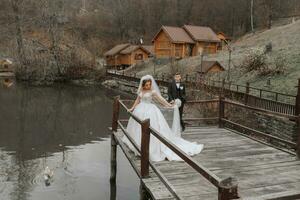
[218,177,239,200]
[140,119,150,178]
[110,97,119,190]
[110,134,117,182]
[112,96,120,132]
[219,97,225,128]
[221,78,225,96]
[295,79,300,116]
[245,82,250,105]
[296,115,300,158]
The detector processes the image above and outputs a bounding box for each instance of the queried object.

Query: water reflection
[0,84,139,200]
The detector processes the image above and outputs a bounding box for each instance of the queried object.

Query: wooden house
[152,26,195,58]
[104,43,130,68]
[152,25,221,58]
[183,25,221,55]
[0,59,13,72]
[104,44,151,69]
[118,45,151,68]
[217,32,232,50]
[197,61,225,74]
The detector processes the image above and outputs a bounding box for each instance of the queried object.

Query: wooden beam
[110,134,117,182]
[219,97,225,128]
[295,79,300,116]
[112,96,120,132]
[218,177,239,200]
[297,115,300,158]
[141,119,151,178]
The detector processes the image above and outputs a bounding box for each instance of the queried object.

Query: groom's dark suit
[168,79,186,131]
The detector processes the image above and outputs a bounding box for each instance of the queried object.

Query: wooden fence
[106,70,300,116]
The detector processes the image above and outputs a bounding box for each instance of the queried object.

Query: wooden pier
[110,97,300,200]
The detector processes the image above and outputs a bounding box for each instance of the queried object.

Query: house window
[135,54,143,60]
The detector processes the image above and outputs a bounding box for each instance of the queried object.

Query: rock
[102,80,119,88]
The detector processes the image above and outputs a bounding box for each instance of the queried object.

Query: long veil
[137,75,182,137]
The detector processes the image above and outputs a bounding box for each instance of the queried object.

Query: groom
[168,72,186,131]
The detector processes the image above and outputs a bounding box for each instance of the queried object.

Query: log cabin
[152,26,195,58]
[104,43,130,68]
[104,44,152,69]
[152,25,221,58]
[0,59,13,72]
[183,25,221,55]
[118,45,151,68]
[197,61,225,74]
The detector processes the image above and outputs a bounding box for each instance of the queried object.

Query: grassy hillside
[129,20,300,95]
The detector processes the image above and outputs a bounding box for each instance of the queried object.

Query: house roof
[152,26,195,44]
[104,43,130,56]
[217,32,232,41]
[119,45,151,55]
[197,61,225,73]
[183,25,220,43]
[142,45,154,55]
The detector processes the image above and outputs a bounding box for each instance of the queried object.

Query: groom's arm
[181,84,186,103]
[168,82,174,102]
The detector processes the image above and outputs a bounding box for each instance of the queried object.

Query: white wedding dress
[122,80,203,161]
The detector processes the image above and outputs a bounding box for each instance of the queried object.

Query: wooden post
[245,82,250,105]
[140,119,150,178]
[219,97,225,128]
[110,96,119,189]
[295,79,300,116]
[220,78,225,97]
[112,96,120,132]
[110,134,117,182]
[139,180,148,200]
[218,177,239,200]
[296,115,300,158]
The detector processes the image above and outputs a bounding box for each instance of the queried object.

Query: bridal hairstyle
[137,75,161,96]
[142,78,152,89]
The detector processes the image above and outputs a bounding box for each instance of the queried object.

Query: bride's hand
[169,102,175,108]
[128,107,134,112]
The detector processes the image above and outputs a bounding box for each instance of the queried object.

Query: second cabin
[104,44,152,69]
[152,25,221,59]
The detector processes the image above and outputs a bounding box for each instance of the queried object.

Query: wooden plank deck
[114,126,300,200]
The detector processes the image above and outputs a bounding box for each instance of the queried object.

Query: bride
[122,75,203,162]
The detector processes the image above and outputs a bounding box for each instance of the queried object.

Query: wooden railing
[106,70,299,116]
[111,97,239,200]
[217,97,300,156]
[111,95,300,200]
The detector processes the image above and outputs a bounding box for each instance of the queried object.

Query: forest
[0,0,299,83]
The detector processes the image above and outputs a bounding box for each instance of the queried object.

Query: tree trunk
[250,0,254,32]
[10,0,26,74]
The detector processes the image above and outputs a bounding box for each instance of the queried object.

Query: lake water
[0,83,139,200]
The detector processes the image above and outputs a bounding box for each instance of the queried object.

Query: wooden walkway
[114,126,300,200]
[110,97,300,200]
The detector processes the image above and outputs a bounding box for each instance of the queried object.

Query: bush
[241,48,286,76]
